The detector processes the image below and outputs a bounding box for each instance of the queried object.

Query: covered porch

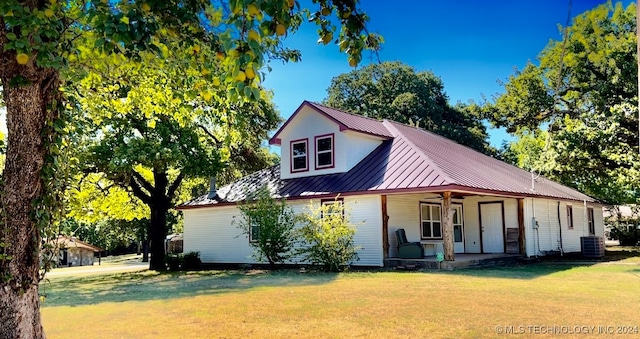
[381,190,526,263]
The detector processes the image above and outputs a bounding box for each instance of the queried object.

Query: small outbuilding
[53,235,103,267]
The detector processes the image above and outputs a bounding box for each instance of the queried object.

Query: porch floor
[384,253,522,270]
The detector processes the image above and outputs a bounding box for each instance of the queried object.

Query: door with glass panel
[453,205,465,253]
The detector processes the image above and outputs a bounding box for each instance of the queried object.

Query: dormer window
[315,134,334,169]
[291,139,308,172]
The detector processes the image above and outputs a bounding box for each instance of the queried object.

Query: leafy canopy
[324,61,493,154]
[485,2,639,204]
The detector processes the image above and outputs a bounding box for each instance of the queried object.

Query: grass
[41,250,640,338]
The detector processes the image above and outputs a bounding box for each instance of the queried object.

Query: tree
[0,0,382,336]
[234,185,297,269]
[71,37,283,270]
[296,198,359,272]
[324,61,493,154]
[484,2,639,204]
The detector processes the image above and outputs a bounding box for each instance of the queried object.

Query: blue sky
[262,0,623,148]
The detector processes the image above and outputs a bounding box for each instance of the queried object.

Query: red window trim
[290,138,309,173]
[314,133,335,170]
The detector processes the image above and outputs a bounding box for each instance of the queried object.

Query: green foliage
[234,186,297,269]
[59,218,145,253]
[324,61,493,154]
[486,2,639,204]
[166,251,201,271]
[500,129,548,171]
[296,199,359,272]
[182,251,202,270]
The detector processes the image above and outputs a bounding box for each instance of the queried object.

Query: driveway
[45,261,149,278]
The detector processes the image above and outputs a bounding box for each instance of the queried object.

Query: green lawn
[42,250,640,338]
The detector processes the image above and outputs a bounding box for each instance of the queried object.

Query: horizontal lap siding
[524,198,604,256]
[183,195,383,267]
[183,206,253,263]
[386,193,427,257]
[346,195,383,266]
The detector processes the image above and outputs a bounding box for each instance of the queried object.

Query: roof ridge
[306,101,384,123]
[382,120,456,185]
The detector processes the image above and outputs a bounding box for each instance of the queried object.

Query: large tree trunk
[0,66,58,338]
[148,170,170,271]
[148,204,169,270]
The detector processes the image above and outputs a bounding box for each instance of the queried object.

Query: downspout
[533,199,539,258]
[557,201,564,256]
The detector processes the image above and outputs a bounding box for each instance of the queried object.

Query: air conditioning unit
[580,236,604,258]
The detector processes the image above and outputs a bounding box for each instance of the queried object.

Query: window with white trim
[420,203,442,239]
[567,205,574,229]
[291,139,308,172]
[249,218,260,243]
[315,135,334,169]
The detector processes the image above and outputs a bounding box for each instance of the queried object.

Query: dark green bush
[182,251,201,270]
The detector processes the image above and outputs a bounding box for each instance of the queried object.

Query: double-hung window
[249,217,260,243]
[321,198,343,220]
[420,203,442,239]
[315,134,334,169]
[291,139,308,172]
[566,205,574,229]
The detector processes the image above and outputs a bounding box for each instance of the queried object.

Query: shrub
[609,224,639,246]
[234,185,297,269]
[296,198,360,272]
[182,251,201,270]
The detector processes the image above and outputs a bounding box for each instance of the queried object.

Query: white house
[177,101,605,267]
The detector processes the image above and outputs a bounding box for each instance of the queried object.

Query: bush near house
[166,251,201,271]
[234,186,297,269]
[296,198,360,272]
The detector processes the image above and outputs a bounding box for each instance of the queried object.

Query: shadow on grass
[41,269,338,308]
[422,247,640,280]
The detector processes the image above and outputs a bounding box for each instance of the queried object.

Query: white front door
[453,205,465,253]
[480,203,504,253]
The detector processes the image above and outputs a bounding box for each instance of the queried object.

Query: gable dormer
[269,101,392,180]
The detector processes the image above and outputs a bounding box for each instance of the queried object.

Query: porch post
[517,198,526,254]
[442,191,455,261]
[381,195,389,258]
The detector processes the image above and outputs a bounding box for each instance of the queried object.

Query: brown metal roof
[52,235,103,252]
[179,104,595,209]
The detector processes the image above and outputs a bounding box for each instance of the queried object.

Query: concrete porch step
[384,254,522,270]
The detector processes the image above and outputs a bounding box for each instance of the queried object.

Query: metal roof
[179,104,596,209]
[269,101,393,145]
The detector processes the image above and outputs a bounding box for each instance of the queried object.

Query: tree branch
[167,172,185,200]
[198,124,222,146]
[129,175,152,205]
[131,170,155,196]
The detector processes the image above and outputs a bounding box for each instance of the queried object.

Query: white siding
[344,131,383,170]
[461,196,518,254]
[183,205,253,263]
[278,106,383,179]
[522,198,605,257]
[183,195,384,267]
